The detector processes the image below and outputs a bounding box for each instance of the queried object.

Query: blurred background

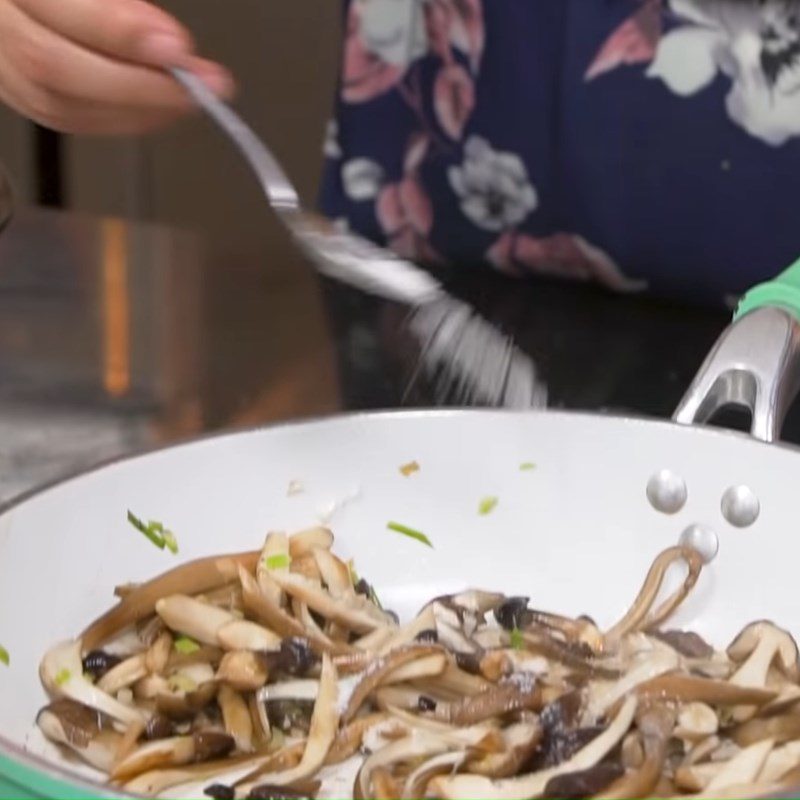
[0,2,350,500]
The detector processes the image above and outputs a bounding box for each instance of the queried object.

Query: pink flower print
[487,231,647,292]
[377,177,442,263]
[585,0,663,81]
[433,64,476,139]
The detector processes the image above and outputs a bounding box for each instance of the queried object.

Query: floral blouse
[318,0,800,303]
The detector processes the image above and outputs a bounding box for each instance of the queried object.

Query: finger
[11,0,196,68]
[0,49,186,133]
[3,1,233,112]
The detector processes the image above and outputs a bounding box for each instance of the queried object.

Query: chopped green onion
[265,553,291,570]
[519,462,537,471]
[168,674,197,693]
[387,521,433,548]
[127,510,179,555]
[510,628,524,651]
[127,510,165,549]
[478,496,499,515]
[0,646,8,667]
[162,531,179,555]
[174,636,200,655]
[55,668,71,687]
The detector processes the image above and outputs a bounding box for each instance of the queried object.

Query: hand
[0,0,234,134]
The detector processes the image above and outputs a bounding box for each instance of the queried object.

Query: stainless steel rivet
[721,485,760,528]
[646,469,688,514]
[679,523,719,564]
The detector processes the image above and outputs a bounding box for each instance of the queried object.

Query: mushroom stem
[636,674,777,706]
[604,547,702,646]
[343,645,443,723]
[218,684,254,754]
[234,653,339,793]
[594,704,674,799]
[239,565,348,656]
[80,550,259,652]
[431,694,638,800]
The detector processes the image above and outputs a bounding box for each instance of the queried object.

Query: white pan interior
[0,410,798,787]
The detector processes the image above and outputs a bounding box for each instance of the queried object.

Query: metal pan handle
[673,260,800,443]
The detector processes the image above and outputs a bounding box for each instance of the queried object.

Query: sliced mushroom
[239,566,346,656]
[111,731,234,780]
[80,550,260,651]
[327,713,389,764]
[40,640,146,727]
[218,684,254,753]
[37,699,123,772]
[594,703,675,799]
[167,643,224,672]
[701,738,776,795]
[156,680,217,721]
[521,629,621,680]
[269,571,393,634]
[312,547,353,598]
[216,620,281,652]
[379,606,436,654]
[731,712,800,747]
[652,630,715,659]
[289,527,334,558]
[123,753,293,797]
[434,674,542,725]
[155,595,238,646]
[342,645,443,723]
[216,650,269,692]
[97,653,148,695]
[256,532,288,608]
[466,721,543,778]
[544,763,624,799]
[727,621,800,721]
[234,653,339,793]
[636,673,777,706]
[354,729,451,800]
[401,750,469,799]
[586,645,679,719]
[674,702,719,741]
[145,632,173,675]
[604,546,703,646]
[431,694,638,799]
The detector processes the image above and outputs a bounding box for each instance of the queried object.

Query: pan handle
[673,259,800,443]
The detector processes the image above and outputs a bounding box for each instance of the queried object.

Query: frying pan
[2,264,800,799]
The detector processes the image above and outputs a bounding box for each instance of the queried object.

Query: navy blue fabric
[319,0,800,303]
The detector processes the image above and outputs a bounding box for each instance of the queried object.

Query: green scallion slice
[127,510,165,549]
[519,462,536,471]
[387,521,433,548]
[55,668,71,687]
[174,636,200,655]
[510,628,524,651]
[265,553,291,570]
[478,496,499,515]
[0,646,8,667]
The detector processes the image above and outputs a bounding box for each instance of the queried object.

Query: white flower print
[354,0,428,68]
[649,0,800,145]
[448,136,538,232]
[342,158,385,201]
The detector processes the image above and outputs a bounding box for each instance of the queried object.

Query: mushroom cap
[727,621,800,681]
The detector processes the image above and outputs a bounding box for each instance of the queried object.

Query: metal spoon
[171,68,545,409]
